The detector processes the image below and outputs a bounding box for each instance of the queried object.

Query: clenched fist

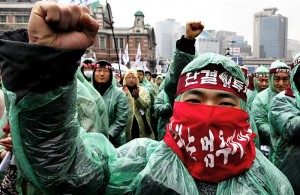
[28,1,99,49]
[185,21,204,40]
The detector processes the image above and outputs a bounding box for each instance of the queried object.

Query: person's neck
[95,81,111,96]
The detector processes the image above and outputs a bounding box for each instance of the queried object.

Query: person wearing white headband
[252,60,290,157]
[268,53,300,194]
[247,64,269,110]
[91,60,129,147]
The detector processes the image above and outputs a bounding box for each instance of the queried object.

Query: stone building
[0,0,157,71]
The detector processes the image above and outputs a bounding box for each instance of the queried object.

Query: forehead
[274,72,289,77]
[181,88,239,99]
[257,77,268,80]
[96,67,109,70]
[127,73,137,77]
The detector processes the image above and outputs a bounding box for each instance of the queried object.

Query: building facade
[0,0,37,30]
[197,30,220,55]
[287,39,300,61]
[92,5,156,70]
[216,31,252,58]
[253,8,288,59]
[0,1,157,71]
[155,18,181,60]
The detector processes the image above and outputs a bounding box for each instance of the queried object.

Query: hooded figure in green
[107,25,294,194]
[76,69,109,135]
[251,60,290,157]
[154,80,172,141]
[268,53,300,194]
[92,60,129,147]
[247,65,269,110]
[80,57,95,82]
[155,74,164,89]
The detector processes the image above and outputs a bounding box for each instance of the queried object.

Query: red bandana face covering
[164,102,256,182]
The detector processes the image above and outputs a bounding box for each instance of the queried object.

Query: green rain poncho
[77,69,109,135]
[106,49,293,194]
[247,65,269,110]
[0,30,294,194]
[251,60,290,150]
[154,88,172,141]
[91,66,129,147]
[268,53,300,194]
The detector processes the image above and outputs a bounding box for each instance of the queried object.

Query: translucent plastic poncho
[3,80,115,194]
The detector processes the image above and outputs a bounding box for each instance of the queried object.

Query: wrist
[176,35,196,55]
[184,35,195,40]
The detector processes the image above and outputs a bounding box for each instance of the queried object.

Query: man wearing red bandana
[156,21,293,194]
[252,60,290,158]
[0,2,294,194]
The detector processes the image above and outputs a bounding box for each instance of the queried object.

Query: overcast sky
[106,0,299,46]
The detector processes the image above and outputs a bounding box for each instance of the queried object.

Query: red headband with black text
[176,66,247,101]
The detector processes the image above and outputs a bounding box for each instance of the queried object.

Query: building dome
[134,10,144,17]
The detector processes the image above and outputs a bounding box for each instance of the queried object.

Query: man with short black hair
[92,60,129,147]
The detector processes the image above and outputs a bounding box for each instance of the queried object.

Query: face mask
[164,102,256,182]
[84,70,93,79]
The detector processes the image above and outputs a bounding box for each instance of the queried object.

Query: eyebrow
[216,92,238,99]
[183,89,238,99]
[183,89,204,97]
[274,76,289,79]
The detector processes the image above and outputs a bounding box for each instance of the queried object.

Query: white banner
[58,0,99,6]
[122,43,129,65]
